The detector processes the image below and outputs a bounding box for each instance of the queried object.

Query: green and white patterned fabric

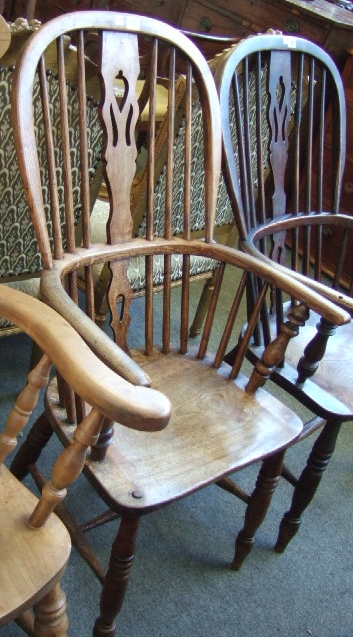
[0,20,102,329]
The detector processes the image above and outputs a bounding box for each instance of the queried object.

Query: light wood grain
[0,465,70,627]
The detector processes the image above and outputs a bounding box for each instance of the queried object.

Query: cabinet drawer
[100,0,185,25]
[181,0,251,39]
[182,0,328,45]
[7,0,94,21]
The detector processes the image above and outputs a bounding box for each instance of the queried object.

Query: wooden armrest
[186,240,351,326]
[247,247,353,315]
[245,212,353,315]
[39,270,151,386]
[0,284,171,432]
[40,237,350,329]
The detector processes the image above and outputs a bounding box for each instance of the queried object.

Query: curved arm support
[0,285,172,433]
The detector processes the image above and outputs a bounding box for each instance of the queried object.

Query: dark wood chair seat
[271,305,353,417]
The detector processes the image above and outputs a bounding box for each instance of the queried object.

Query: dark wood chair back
[216,33,351,304]
[216,32,353,553]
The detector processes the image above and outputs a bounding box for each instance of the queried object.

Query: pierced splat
[107,258,132,351]
[268,50,292,265]
[99,30,140,244]
[99,31,140,349]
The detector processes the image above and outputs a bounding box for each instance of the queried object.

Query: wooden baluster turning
[0,354,52,464]
[28,407,105,527]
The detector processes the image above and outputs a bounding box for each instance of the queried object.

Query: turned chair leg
[275,419,342,553]
[93,514,141,637]
[33,582,69,637]
[231,451,284,570]
[10,412,54,481]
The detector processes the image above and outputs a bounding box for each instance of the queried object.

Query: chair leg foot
[231,531,254,571]
[93,619,117,637]
[274,512,301,553]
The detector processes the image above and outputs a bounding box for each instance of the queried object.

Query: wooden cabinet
[180,0,252,40]
[4,0,353,69]
[4,0,93,23]
[4,0,187,24]
[180,0,329,46]
[97,0,186,25]
[340,53,353,215]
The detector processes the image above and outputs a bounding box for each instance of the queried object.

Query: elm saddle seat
[1,284,168,636]
[215,32,353,552]
[7,13,349,637]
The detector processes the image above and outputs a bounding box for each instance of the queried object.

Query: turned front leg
[275,418,342,553]
[0,354,52,464]
[33,582,69,637]
[231,451,284,570]
[28,408,105,528]
[93,515,140,637]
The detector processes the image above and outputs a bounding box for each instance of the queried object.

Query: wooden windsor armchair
[215,32,353,553]
[8,13,349,636]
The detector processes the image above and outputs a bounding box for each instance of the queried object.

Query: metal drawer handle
[284,18,300,33]
[200,16,212,31]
